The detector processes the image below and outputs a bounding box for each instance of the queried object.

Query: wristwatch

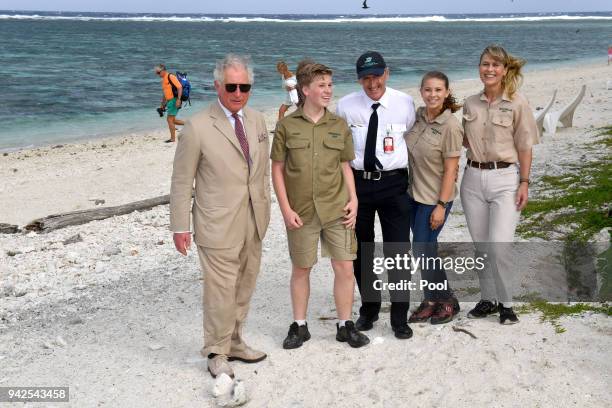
[437,200,450,209]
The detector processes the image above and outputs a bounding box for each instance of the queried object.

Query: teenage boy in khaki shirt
[271,61,369,349]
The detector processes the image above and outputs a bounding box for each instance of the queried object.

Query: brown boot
[408,301,437,323]
[430,299,459,325]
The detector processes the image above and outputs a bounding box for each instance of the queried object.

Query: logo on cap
[356,51,387,79]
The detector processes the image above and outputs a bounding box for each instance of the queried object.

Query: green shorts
[166,98,180,116]
[286,213,357,268]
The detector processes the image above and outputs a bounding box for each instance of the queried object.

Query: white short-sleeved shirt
[284,77,297,88]
[336,87,416,171]
[281,76,299,106]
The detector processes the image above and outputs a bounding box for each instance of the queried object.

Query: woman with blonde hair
[405,71,462,325]
[461,45,538,324]
[276,61,299,120]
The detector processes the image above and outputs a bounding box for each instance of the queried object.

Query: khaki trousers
[197,205,262,356]
[460,165,521,305]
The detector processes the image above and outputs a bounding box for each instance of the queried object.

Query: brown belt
[467,159,514,170]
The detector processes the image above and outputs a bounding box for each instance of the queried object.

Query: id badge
[384,134,394,154]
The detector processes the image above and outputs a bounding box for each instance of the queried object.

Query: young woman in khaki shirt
[405,71,463,325]
[461,45,539,324]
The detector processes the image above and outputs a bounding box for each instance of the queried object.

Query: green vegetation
[518,164,611,241]
[518,127,611,242]
[516,301,612,333]
[516,126,612,302]
[513,291,544,302]
[517,126,612,242]
[458,286,481,296]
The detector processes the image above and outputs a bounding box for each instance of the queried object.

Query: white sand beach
[0,62,611,407]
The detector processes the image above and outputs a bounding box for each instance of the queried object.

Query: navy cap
[356,51,387,79]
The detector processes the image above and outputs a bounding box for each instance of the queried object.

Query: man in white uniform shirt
[336,51,416,339]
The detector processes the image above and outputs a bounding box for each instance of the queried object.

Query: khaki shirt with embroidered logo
[463,91,539,163]
[405,107,463,205]
[271,108,355,225]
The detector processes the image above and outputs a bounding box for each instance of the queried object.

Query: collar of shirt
[217,99,244,121]
[478,90,512,104]
[418,106,453,125]
[290,107,333,125]
[361,88,391,110]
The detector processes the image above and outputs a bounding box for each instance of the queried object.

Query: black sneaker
[499,303,519,325]
[467,300,498,319]
[283,322,311,349]
[336,321,370,348]
[355,314,379,331]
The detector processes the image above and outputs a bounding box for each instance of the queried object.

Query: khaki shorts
[286,213,357,268]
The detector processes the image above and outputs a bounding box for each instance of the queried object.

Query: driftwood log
[25,194,172,233]
[0,223,21,234]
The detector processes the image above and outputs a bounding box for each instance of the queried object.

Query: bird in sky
[362,0,370,9]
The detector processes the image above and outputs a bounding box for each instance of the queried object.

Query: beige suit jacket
[170,101,271,248]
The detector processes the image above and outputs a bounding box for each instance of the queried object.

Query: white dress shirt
[218,99,245,132]
[336,87,416,171]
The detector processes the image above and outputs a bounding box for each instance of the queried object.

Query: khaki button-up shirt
[405,107,463,205]
[463,91,539,163]
[271,108,355,225]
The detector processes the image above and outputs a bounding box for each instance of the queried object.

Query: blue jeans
[408,196,453,301]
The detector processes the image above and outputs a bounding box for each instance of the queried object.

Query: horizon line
[2,9,612,15]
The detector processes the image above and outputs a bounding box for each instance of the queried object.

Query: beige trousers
[197,205,262,356]
[460,165,521,305]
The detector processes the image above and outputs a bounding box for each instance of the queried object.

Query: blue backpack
[169,71,191,105]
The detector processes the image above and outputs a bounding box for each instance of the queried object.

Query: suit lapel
[211,102,243,156]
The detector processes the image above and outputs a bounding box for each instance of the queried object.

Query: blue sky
[2,1,611,14]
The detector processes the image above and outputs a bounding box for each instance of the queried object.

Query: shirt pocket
[491,112,513,128]
[422,129,442,147]
[462,112,478,138]
[322,135,344,173]
[462,112,477,125]
[412,130,442,167]
[349,126,367,151]
[286,138,310,149]
[490,112,514,151]
[323,135,345,151]
[386,123,407,135]
[285,138,310,168]
[383,123,408,155]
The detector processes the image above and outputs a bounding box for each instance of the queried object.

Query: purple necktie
[232,113,251,168]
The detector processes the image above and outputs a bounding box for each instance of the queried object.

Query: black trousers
[353,170,412,327]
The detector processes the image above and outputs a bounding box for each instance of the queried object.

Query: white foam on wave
[0,14,611,23]
[457,15,612,22]
[0,14,216,22]
[299,15,450,23]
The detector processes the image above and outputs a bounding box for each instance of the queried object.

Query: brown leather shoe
[207,354,234,378]
[408,301,437,323]
[228,346,267,363]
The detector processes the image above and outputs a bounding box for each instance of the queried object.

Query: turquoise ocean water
[1,11,611,150]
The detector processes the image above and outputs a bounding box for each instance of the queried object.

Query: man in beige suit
[170,54,271,379]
